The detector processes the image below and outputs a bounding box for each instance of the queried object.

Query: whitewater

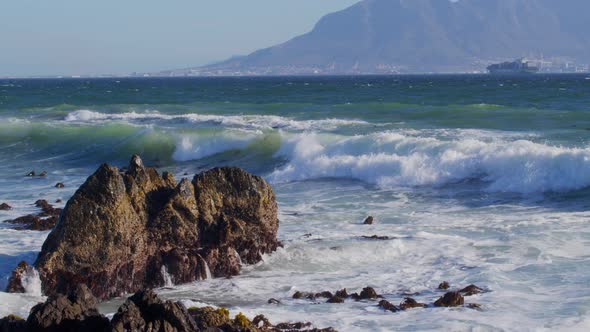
[1,75,590,331]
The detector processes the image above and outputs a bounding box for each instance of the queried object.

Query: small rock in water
[362,235,390,240]
[400,297,427,309]
[438,281,450,290]
[5,261,32,293]
[38,171,47,177]
[327,295,345,303]
[459,284,483,296]
[363,216,374,224]
[378,299,400,312]
[358,287,380,300]
[434,291,465,307]
[55,182,65,188]
[0,202,12,210]
[267,298,281,305]
[335,288,348,298]
[55,199,62,203]
[467,303,482,310]
[25,171,35,177]
[315,291,333,298]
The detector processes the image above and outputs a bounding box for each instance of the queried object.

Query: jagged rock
[438,281,450,290]
[399,298,426,310]
[55,183,65,188]
[0,203,12,211]
[18,155,279,300]
[26,284,110,332]
[0,315,26,332]
[459,284,483,296]
[434,291,464,307]
[26,171,35,177]
[111,289,198,332]
[363,216,373,225]
[5,261,33,293]
[378,300,400,312]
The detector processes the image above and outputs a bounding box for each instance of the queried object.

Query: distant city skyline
[0,0,359,77]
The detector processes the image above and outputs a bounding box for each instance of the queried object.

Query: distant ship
[487,58,539,75]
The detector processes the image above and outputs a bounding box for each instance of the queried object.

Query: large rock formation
[12,155,279,300]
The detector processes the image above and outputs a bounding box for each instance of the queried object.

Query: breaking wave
[268,131,590,194]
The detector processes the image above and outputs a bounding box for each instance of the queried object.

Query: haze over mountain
[174,0,590,75]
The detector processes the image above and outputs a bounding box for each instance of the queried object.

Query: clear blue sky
[0,0,359,76]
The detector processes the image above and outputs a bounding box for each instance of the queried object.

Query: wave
[64,110,370,131]
[268,131,590,194]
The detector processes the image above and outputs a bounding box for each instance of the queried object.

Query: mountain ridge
[165,0,590,75]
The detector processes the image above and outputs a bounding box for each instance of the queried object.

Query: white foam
[270,131,590,193]
[160,265,174,287]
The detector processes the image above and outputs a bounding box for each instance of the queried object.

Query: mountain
[172,0,590,75]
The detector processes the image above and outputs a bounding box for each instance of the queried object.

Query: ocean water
[1,75,590,331]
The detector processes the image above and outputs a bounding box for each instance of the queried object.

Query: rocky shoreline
[1,155,489,331]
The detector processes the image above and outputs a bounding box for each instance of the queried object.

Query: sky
[0,0,359,77]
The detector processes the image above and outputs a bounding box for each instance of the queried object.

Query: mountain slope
[202,0,590,74]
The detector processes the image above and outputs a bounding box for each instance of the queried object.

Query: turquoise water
[1,75,590,331]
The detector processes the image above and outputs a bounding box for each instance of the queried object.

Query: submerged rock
[0,203,12,210]
[399,297,426,310]
[361,235,390,240]
[378,300,400,312]
[327,295,345,303]
[434,291,464,307]
[4,199,61,231]
[438,281,450,290]
[363,216,374,225]
[357,287,380,300]
[26,285,110,332]
[15,155,279,300]
[111,289,198,332]
[459,284,483,296]
[55,182,65,188]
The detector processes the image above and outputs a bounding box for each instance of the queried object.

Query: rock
[459,284,483,296]
[363,216,374,224]
[111,289,198,332]
[188,307,230,330]
[55,182,65,188]
[22,155,279,300]
[55,199,62,203]
[327,295,345,303]
[438,281,450,290]
[5,214,58,231]
[39,171,47,177]
[267,298,281,305]
[252,314,272,329]
[399,298,426,310]
[378,300,400,312]
[434,291,465,307]
[26,171,35,177]
[467,303,482,309]
[0,203,12,211]
[0,315,26,332]
[292,291,315,300]
[361,235,390,240]
[26,284,110,332]
[358,287,380,300]
[335,288,348,298]
[5,261,33,293]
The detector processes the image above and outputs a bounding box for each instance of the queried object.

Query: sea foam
[270,131,590,194]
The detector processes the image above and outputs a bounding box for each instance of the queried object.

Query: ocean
[1,75,590,331]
